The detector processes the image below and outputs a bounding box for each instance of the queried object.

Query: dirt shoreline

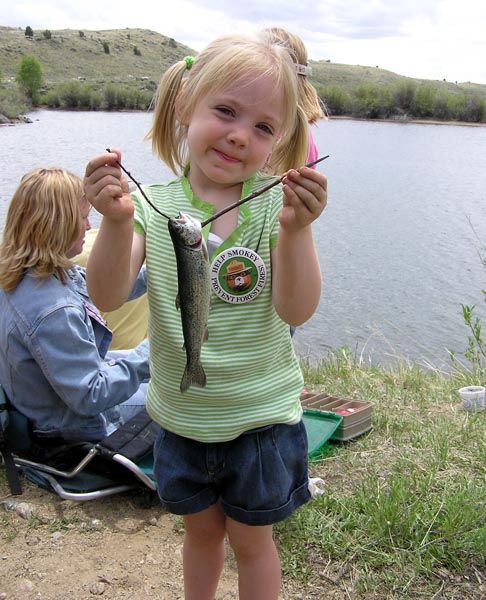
[329,115,486,127]
[0,479,329,600]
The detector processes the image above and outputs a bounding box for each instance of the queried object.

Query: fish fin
[175,294,180,310]
[180,362,207,393]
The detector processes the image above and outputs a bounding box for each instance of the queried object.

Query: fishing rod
[106,149,329,226]
[200,154,330,227]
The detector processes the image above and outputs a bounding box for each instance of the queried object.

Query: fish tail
[180,361,207,393]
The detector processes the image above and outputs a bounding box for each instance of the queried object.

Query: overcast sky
[2,0,485,84]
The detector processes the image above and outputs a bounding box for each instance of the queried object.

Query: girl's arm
[84,150,145,312]
[272,167,327,326]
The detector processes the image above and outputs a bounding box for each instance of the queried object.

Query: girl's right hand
[84,149,134,223]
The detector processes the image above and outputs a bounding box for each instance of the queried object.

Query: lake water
[1,110,485,370]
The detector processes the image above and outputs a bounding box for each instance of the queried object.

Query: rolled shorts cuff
[157,487,218,516]
[222,480,311,526]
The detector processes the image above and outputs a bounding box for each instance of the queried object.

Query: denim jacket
[0,266,150,441]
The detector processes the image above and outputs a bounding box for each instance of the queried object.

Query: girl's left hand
[280,167,327,232]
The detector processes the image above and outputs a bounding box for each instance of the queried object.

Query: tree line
[2,50,485,123]
[316,80,486,123]
[0,54,154,115]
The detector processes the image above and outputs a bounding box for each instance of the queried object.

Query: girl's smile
[213,149,241,164]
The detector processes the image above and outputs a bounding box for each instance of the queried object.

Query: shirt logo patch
[211,247,267,304]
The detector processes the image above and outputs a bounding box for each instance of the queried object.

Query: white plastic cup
[458,386,486,412]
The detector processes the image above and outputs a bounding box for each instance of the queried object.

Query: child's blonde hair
[261,27,326,124]
[0,168,83,291]
[148,34,309,175]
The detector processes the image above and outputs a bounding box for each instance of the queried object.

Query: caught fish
[168,212,211,393]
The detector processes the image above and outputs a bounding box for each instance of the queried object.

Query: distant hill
[0,26,194,91]
[2,25,485,98]
[310,59,485,98]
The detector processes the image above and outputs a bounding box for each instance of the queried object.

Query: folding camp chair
[0,384,158,501]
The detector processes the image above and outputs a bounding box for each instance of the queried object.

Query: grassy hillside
[0,26,194,90]
[310,59,485,97]
[2,25,485,97]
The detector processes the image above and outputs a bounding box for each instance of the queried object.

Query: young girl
[0,168,149,443]
[84,34,327,600]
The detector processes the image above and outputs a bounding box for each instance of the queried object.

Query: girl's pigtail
[148,59,189,175]
[300,78,327,123]
[268,105,309,174]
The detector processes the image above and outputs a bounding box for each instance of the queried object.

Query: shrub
[432,91,452,120]
[104,84,118,109]
[412,84,436,118]
[41,81,102,110]
[394,81,417,112]
[89,91,103,110]
[58,81,82,108]
[352,84,394,119]
[102,85,153,110]
[462,95,486,122]
[43,30,52,40]
[77,85,97,109]
[139,90,154,110]
[133,46,142,56]
[446,94,468,120]
[16,54,43,104]
[319,85,349,116]
[42,89,61,108]
[55,81,95,108]
[0,88,31,118]
[78,30,84,38]
[102,41,110,54]
[25,26,33,38]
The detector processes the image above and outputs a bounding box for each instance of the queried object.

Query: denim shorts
[153,420,311,526]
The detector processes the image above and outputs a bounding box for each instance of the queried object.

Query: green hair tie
[183,55,195,70]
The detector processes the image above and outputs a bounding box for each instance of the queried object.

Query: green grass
[277,352,485,598]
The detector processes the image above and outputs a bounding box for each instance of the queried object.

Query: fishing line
[106,148,172,220]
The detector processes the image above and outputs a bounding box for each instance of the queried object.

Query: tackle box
[301,392,373,441]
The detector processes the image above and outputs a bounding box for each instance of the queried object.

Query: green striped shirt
[133,173,303,442]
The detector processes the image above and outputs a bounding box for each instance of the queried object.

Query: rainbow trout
[168,212,210,393]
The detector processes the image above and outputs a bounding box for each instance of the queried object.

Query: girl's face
[67,197,92,259]
[184,73,285,193]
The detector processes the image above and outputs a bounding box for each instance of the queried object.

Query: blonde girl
[0,168,84,290]
[85,33,327,600]
[0,168,149,444]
